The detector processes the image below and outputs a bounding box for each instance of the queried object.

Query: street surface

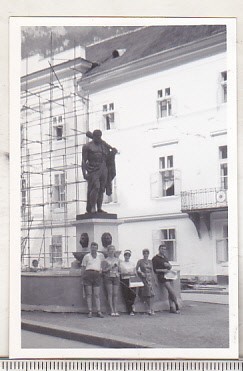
[22,330,102,348]
[22,300,229,348]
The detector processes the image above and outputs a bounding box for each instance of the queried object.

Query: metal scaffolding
[21,37,90,270]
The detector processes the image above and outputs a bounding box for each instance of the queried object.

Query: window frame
[161,227,177,262]
[159,155,175,197]
[53,172,66,209]
[216,224,228,264]
[157,87,172,119]
[221,71,227,104]
[219,145,228,190]
[53,115,65,141]
[50,235,63,264]
[21,177,27,215]
[102,102,115,131]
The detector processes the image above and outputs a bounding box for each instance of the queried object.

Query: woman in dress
[102,245,120,316]
[136,248,155,315]
[120,249,137,315]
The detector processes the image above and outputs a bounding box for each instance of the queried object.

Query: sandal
[148,310,155,316]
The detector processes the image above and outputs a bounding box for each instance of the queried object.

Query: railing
[181,187,228,212]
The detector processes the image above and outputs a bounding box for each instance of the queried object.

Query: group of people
[81,243,180,318]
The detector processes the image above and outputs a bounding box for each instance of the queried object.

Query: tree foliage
[21,26,138,59]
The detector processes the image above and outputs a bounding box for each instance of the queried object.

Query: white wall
[22,49,228,277]
[87,53,227,219]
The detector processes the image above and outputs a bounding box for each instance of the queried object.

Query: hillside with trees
[21,26,139,58]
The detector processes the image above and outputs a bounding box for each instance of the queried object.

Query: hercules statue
[81,130,117,214]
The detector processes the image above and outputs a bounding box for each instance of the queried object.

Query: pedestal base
[73,213,123,252]
[21,270,181,313]
[76,212,117,220]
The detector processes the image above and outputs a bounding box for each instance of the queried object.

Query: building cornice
[21,212,188,230]
[79,32,226,94]
[21,57,93,92]
[119,213,188,223]
[152,140,179,148]
[210,129,227,137]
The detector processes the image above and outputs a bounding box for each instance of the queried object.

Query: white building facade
[21,26,229,282]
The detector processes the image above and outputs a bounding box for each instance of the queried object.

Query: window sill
[157,115,174,122]
[53,208,65,213]
[219,262,228,267]
[152,195,180,200]
[103,128,117,132]
[53,139,67,144]
[103,202,119,206]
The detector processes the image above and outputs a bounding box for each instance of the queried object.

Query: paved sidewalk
[22,300,229,349]
[181,292,228,305]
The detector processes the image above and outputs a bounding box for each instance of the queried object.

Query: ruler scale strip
[1,362,243,371]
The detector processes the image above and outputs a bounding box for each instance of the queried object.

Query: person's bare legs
[84,285,93,315]
[113,284,119,315]
[164,281,180,312]
[93,286,101,312]
[105,283,114,314]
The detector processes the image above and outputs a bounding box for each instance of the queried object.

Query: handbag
[129,275,144,288]
[164,270,178,280]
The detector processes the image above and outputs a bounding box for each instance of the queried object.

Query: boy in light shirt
[81,242,105,318]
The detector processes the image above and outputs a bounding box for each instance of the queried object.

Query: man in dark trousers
[152,244,180,314]
[82,129,117,213]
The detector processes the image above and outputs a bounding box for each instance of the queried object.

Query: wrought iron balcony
[181,187,228,212]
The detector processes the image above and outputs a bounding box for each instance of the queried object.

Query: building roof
[84,25,226,78]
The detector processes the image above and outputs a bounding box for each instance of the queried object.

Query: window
[219,146,228,189]
[50,235,62,264]
[161,228,176,261]
[150,154,180,199]
[53,173,65,208]
[159,155,175,196]
[221,71,227,103]
[53,115,64,140]
[21,177,27,215]
[103,178,118,204]
[152,228,176,261]
[216,225,228,263]
[103,103,115,130]
[157,87,172,118]
[20,124,25,146]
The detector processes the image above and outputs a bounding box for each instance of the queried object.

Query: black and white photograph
[9,17,238,358]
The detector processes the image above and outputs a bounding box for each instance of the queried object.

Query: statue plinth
[73,213,123,253]
[76,212,117,220]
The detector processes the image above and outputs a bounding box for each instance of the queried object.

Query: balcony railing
[181,187,228,212]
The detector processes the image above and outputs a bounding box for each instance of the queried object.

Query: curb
[22,319,161,348]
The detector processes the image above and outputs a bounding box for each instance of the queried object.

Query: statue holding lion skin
[82,130,117,213]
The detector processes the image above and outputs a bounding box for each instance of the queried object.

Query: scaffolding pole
[20,34,90,269]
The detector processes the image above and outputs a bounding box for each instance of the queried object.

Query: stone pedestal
[73,213,123,253]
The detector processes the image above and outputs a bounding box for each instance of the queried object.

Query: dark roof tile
[85,25,226,77]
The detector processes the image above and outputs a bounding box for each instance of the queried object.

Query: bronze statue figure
[82,130,117,213]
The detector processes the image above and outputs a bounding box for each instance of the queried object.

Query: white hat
[124,249,132,255]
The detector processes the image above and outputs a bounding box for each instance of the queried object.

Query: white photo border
[9,16,238,359]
